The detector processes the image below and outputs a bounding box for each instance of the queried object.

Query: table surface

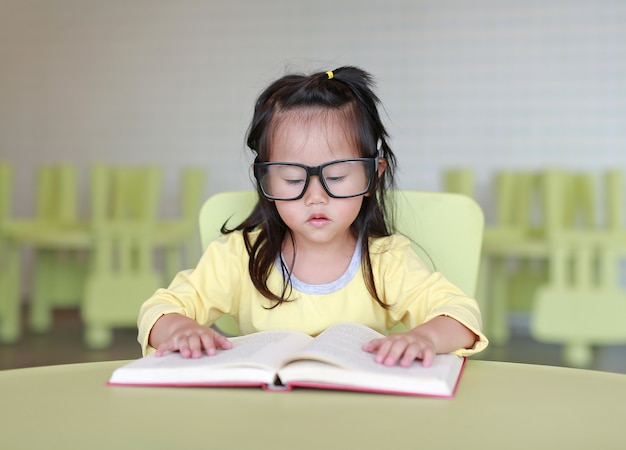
[1,359,625,449]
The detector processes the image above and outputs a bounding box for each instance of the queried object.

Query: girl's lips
[307,214,331,227]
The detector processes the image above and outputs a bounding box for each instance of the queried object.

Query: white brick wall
[1,0,625,219]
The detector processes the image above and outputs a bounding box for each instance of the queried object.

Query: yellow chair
[441,168,542,341]
[0,164,90,334]
[479,170,592,344]
[81,165,164,348]
[27,164,89,332]
[198,190,485,336]
[531,230,626,367]
[2,163,182,345]
[531,170,626,367]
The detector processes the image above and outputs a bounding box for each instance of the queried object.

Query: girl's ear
[377,158,387,177]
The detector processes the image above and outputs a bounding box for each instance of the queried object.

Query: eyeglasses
[253,157,378,201]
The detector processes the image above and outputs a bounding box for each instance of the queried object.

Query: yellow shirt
[138,230,488,356]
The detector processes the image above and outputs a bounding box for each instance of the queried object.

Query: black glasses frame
[253,157,379,201]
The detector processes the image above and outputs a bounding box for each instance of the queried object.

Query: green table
[1,359,624,449]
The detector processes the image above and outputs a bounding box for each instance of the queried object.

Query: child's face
[269,110,365,248]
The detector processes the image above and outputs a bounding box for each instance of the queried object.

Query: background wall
[1,0,626,221]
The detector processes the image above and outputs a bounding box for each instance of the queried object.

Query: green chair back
[606,170,623,231]
[198,190,485,336]
[35,164,78,225]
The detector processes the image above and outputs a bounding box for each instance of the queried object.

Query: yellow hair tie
[326,70,334,80]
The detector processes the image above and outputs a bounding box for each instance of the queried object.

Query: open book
[108,322,465,397]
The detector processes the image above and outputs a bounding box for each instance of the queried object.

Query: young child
[138,66,488,367]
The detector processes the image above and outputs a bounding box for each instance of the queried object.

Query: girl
[139,66,488,367]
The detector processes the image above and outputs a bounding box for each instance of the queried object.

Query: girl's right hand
[150,313,233,358]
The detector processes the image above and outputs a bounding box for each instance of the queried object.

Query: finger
[176,336,193,358]
[154,338,185,356]
[199,333,218,356]
[362,338,383,353]
[420,347,436,368]
[382,339,410,366]
[374,339,395,364]
[213,332,232,350]
[154,342,172,357]
[399,344,424,367]
[186,334,205,358]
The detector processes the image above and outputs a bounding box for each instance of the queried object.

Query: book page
[277,354,464,396]
[276,323,464,395]
[215,330,313,368]
[280,322,388,371]
[109,330,313,385]
[280,321,462,379]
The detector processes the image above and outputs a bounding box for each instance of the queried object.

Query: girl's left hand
[362,316,477,368]
[362,330,436,368]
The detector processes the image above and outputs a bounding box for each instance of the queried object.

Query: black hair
[224,66,397,308]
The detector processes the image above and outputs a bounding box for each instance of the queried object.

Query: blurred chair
[81,165,164,348]
[479,170,580,344]
[531,230,626,367]
[0,164,90,334]
[473,171,534,344]
[481,169,611,345]
[199,190,485,337]
[25,164,90,332]
[154,168,207,280]
[2,163,189,346]
[0,163,21,342]
[531,170,626,367]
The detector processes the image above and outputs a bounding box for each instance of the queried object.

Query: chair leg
[563,342,594,368]
[488,256,511,345]
[84,325,114,349]
[30,249,87,332]
[0,242,22,342]
[30,250,54,333]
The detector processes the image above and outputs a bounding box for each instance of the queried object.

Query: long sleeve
[371,235,489,356]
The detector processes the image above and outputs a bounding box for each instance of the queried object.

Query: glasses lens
[321,160,372,197]
[257,164,308,200]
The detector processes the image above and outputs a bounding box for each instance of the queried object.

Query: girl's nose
[303,176,328,204]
